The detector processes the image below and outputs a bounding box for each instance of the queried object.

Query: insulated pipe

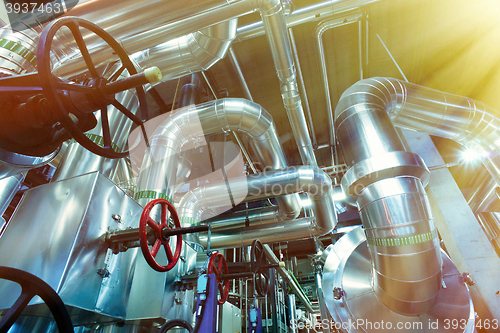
[465,167,500,214]
[136,98,301,219]
[47,0,319,166]
[368,77,500,192]
[259,0,317,166]
[335,78,441,315]
[179,166,336,248]
[345,77,500,200]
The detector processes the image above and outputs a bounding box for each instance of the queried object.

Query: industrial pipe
[263,244,314,314]
[136,98,301,220]
[335,78,441,316]
[179,166,336,248]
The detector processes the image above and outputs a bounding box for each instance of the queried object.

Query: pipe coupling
[340,150,429,201]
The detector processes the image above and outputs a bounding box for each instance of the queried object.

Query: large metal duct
[178,166,336,248]
[357,77,500,190]
[335,79,440,315]
[465,166,500,214]
[136,98,301,219]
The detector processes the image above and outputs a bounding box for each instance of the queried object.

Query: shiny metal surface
[0,145,59,181]
[340,143,429,199]
[235,0,381,42]
[180,166,336,248]
[0,172,25,218]
[359,177,442,315]
[465,167,500,214]
[134,20,237,83]
[0,172,138,323]
[322,227,475,333]
[260,0,317,166]
[342,77,500,192]
[53,0,237,76]
[135,98,300,218]
[0,25,40,75]
[0,172,193,325]
[335,78,439,315]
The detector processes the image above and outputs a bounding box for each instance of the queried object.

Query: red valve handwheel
[207,252,229,305]
[139,199,182,272]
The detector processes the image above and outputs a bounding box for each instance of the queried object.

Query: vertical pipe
[260,0,317,166]
[335,78,442,315]
[288,294,298,333]
[314,13,362,167]
[288,28,317,149]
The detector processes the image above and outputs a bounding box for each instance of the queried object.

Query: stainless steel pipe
[335,78,440,315]
[136,98,301,219]
[180,166,336,248]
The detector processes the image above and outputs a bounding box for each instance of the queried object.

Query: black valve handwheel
[254,270,269,297]
[37,17,148,159]
[250,239,265,272]
[139,199,183,272]
[0,266,74,333]
[159,319,193,333]
[207,253,229,305]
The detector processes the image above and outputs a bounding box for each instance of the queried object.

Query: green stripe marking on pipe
[0,38,37,68]
[84,133,121,153]
[367,229,438,247]
[134,190,171,202]
[180,217,200,226]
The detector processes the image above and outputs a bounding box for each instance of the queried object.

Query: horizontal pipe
[235,0,381,42]
[181,166,337,248]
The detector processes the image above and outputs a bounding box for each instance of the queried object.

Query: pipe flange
[0,145,60,180]
[322,227,475,333]
[341,151,430,200]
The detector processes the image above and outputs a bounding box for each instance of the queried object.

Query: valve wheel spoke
[66,20,99,79]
